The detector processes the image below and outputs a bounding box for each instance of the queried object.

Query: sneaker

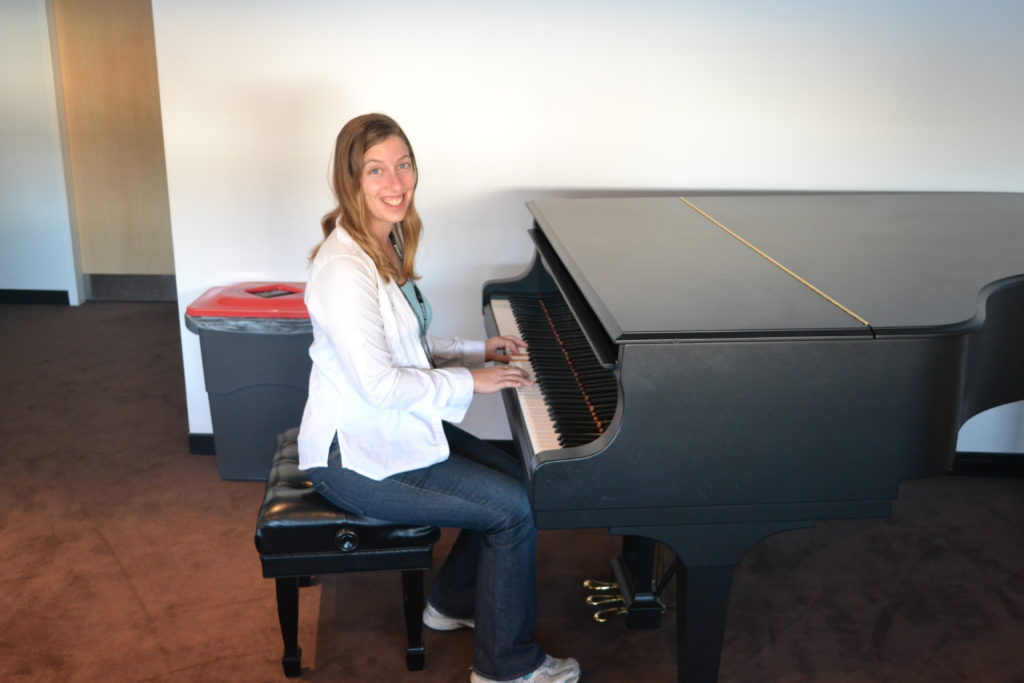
[422,602,475,631]
[470,655,581,682]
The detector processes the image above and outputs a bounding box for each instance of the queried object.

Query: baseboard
[188,433,216,455]
[0,289,70,305]
[87,274,177,302]
[952,451,1024,477]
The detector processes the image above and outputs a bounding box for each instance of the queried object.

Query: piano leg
[677,563,734,683]
[614,521,813,683]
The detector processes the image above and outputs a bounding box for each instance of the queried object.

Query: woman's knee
[491,484,534,533]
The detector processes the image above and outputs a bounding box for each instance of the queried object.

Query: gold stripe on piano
[679,196,871,328]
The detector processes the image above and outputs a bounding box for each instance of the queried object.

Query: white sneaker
[422,602,475,631]
[470,655,581,682]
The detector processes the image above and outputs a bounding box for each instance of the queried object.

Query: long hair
[313,113,421,282]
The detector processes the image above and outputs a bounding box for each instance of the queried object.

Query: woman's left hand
[485,335,528,363]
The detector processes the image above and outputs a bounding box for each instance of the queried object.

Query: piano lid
[689,192,1024,336]
[527,193,1024,342]
[528,197,868,342]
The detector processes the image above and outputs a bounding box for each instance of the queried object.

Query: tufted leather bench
[254,428,441,677]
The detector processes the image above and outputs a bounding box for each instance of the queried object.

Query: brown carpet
[0,302,1022,682]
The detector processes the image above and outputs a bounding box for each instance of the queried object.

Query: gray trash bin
[186,282,312,481]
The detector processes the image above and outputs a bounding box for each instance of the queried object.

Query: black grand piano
[481,193,1024,682]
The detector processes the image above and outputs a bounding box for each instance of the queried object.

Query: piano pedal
[584,579,628,623]
[586,594,624,607]
[593,606,629,623]
[582,579,618,592]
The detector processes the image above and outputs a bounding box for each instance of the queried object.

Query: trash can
[186,282,312,481]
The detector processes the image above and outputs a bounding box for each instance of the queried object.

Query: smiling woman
[361,137,416,232]
[294,113,577,683]
[312,113,423,283]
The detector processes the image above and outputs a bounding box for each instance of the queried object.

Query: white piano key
[491,298,561,453]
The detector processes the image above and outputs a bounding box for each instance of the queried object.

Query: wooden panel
[52,0,174,275]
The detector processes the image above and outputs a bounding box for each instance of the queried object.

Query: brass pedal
[582,579,618,592]
[585,594,623,607]
[593,606,629,623]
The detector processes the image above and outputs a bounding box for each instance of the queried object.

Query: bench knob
[335,528,359,552]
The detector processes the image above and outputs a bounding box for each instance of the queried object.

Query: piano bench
[254,428,441,678]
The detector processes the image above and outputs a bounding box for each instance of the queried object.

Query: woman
[297,113,581,683]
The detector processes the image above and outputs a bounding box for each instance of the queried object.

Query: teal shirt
[399,280,432,336]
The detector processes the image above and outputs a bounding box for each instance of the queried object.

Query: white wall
[152,0,1024,446]
[0,0,80,303]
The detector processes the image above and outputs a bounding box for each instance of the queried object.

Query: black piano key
[506,294,619,447]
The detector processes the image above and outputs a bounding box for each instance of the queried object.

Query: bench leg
[275,577,303,677]
[401,569,426,671]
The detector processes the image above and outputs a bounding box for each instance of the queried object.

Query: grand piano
[480,193,1024,682]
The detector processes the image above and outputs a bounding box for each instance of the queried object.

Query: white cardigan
[297,226,484,479]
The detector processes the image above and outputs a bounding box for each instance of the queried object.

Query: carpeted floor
[0,302,1022,682]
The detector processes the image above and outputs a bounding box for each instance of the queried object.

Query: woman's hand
[485,335,528,363]
[471,365,533,394]
[474,335,531,393]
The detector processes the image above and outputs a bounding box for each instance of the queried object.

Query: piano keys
[490,295,617,450]
[489,297,560,452]
[481,193,1024,682]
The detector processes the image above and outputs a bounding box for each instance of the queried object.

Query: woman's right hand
[471,365,533,394]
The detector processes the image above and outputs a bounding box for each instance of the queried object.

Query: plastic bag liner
[185,315,312,335]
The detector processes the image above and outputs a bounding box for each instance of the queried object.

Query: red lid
[186,282,309,318]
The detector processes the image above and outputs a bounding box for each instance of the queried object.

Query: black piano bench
[254,428,441,677]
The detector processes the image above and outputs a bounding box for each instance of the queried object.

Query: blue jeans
[307,422,545,680]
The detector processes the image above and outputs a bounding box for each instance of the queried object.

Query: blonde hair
[314,113,421,282]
